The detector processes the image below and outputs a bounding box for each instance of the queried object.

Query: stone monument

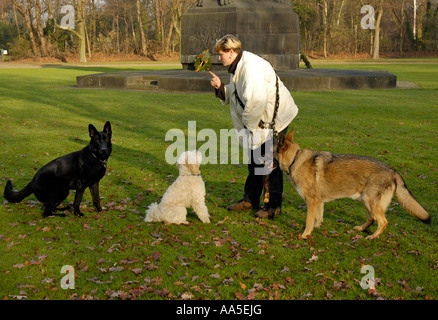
[77,0,397,92]
[180,0,300,71]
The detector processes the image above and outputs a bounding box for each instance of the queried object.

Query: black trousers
[242,127,288,210]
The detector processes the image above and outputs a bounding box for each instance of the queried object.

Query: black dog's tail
[4,180,33,203]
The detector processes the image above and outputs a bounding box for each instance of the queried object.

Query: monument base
[77,68,397,92]
[180,1,301,71]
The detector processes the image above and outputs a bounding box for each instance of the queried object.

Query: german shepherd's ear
[103,121,112,135]
[278,134,286,148]
[89,124,98,138]
[285,130,294,142]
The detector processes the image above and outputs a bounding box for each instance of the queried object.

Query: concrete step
[77,69,397,92]
[127,78,159,91]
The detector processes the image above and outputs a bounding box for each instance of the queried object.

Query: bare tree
[10,0,40,56]
[47,0,87,62]
[35,0,48,56]
[4,0,435,60]
[136,0,147,55]
[372,1,383,59]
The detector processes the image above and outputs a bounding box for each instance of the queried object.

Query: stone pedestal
[180,0,300,71]
[77,69,397,92]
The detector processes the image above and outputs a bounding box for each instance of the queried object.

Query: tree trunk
[90,0,97,53]
[136,0,147,56]
[413,0,417,40]
[34,0,48,56]
[85,19,92,58]
[372,6,383,59]
[115,14,120,53]
[77,0,87,62]
[11,0,40,56]
[165,19,173,54]
[322,0,328,57]
[13,5,21,38]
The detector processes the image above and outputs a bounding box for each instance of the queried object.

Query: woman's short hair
[214,34,242,53]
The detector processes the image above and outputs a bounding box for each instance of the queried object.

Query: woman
[209,34,298,219]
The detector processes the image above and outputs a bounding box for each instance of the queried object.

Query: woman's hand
[209,71,221,89]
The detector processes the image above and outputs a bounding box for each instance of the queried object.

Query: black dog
[4,121,112,217]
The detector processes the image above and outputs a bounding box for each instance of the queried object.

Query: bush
[194,49,212,72]
[0,23,18,49]
[7,37,32,60]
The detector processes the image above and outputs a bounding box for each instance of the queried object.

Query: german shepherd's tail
[395,174,431,224]
[4,180,33,203]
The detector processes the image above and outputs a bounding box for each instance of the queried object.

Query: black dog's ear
[103,121,112,135]
[89,124,98,138]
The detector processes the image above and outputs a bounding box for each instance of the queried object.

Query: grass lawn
[0,60,437,301]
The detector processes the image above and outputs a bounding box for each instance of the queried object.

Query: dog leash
[234,72,280,136]
[286,149,300,175]
[258,73,280,136]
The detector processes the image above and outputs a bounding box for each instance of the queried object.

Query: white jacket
[221,51,298,149]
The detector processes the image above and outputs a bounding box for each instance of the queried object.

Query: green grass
[314,61,438,89]
[0,61,437,300]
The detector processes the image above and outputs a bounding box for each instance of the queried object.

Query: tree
[47,0,87,62]
[136,0,147,56]
[35,0,48,56]
[372,1,383,59]
[10,0,41,56]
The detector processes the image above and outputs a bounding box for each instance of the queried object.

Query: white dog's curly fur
[144,150,210,225]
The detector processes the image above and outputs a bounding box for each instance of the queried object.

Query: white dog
[144,150,210,224]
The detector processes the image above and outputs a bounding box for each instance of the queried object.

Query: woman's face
[217,49,237,67]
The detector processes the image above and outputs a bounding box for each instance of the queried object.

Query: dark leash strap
[286,149,301,175]
[234,73,281,206]
[258,73,280,136]
[234,84,246,110]
[234,73,280,136]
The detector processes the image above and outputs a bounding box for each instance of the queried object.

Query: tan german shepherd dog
[278,130,430,239]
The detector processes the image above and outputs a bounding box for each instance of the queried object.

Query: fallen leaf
[280,266,290,273]
[181,291,194,300]
[7,241,17,248]
[83,224,93,230]
[109,266,124,272]
[306,254,318,264]
[41,278,55,284]
[9,295,27,300]
[247,291,259,300]
[131,268,142,275]
[216,216,229,226]
[253,283,263,291]
[235,292,247,300]
[150,252,161,260]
